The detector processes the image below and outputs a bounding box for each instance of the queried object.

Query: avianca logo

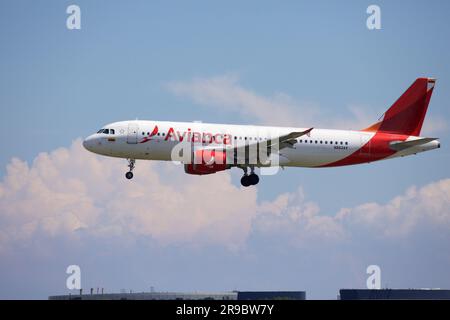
[140,126,232,145]
[165,127,232,144]
[139,125,159,143]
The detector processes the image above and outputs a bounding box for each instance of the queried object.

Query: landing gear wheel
[240,175,251,187]
[248,173,259,185]
[125,159,135,180]
[125,171,134,180]
[240,166,259,187]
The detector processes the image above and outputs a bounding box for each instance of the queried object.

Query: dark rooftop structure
[49,290,306,300]
[49,291,237,300]
[238,291,305,300]
[339,289,450,300]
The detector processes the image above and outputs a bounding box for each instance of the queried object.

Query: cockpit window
[97,128,115,134]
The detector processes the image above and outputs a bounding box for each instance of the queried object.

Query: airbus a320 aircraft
[83,78,440,187]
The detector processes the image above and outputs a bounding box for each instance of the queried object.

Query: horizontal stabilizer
[390,138,437,151]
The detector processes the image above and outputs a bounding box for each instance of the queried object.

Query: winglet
[303,127,313,136]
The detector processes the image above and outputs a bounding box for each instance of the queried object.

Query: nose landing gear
[125,159,135,179]
[240,166,259,187]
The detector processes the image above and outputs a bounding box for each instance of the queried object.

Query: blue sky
[1,0,450,299]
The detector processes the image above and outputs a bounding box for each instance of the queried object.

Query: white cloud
[255,187,346,247]
[167,74,383,130]
[0,140,258,252]
[167,74,310,127]
[252,180,450,248]
[167,74,447,136]
[1,140,449,256]
[1,141,450,299]
[337,178,450,238]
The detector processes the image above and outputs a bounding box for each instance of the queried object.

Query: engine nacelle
[184,150,230,175]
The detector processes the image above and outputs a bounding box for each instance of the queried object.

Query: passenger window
[345,142,348,145]
[325,141,328,144]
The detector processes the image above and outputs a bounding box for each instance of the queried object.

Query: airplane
[83,78,440,187]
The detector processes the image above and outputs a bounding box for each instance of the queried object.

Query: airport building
[49,291,237,300]
[237,291,306,300]
[49,290,306,300]
[50,288,450,300]
[339,289,450,300]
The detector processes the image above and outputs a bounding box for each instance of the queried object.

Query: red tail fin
[363,78,436,136]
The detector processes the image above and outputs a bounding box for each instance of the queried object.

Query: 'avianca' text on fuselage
[83,78,440,187]
[160,127,232,145]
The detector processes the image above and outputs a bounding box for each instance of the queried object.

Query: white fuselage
[83,120,439,168]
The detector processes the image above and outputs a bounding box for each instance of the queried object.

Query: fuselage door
[127,123,139,144]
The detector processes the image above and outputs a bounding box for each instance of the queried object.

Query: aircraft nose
[83,135,95,152]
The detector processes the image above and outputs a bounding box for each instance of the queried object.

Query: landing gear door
[127,123,139,144]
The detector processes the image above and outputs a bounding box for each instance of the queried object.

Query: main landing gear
[240,166,259,187]
[125,159,135,179]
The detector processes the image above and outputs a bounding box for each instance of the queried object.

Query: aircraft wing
[221,127,313,153]
[194,127,313,165]
[389,137,438,151]
[264,127,314,151]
